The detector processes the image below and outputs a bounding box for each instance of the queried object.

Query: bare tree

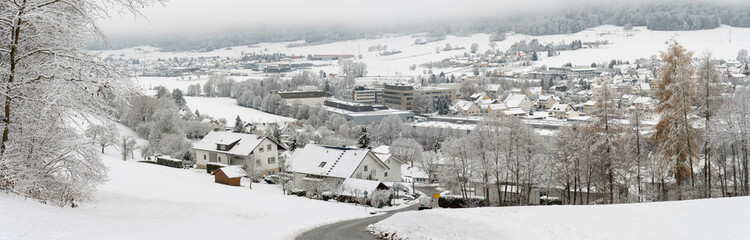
[0,0,163,206]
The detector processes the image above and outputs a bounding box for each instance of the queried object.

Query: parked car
[418,197,434,210]
[264,175,280,184]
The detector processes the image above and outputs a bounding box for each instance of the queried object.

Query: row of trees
[425,41,750,206]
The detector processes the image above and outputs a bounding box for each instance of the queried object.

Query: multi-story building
[352,86,383,104]
[276,90,327,106]
[382,84,456,111]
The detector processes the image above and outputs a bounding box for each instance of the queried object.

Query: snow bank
[368,197,750,240]
[0,124,367,240]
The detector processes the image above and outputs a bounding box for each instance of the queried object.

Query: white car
[418,197,434,210]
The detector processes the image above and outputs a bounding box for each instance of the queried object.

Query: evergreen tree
[290,137,298,152]
[434,95,451,115]
[357,127,370,149]
[155,86,170,99]
[172,88,186,107]
[532,52,539,61]
[233,115,244,133]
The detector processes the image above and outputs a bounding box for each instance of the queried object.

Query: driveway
[296,185,441,240]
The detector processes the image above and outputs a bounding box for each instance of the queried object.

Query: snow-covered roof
[470,92,486,99]
[504,93,528,108]
[637,82,651,90]
[287,145,387,179]
[218,166,247,178]
[402,165,429,179]
[372,145,390,154]
[503,108,527,116]
[478,99,496,105]
[527,87,542,96]
[633,96,653,105]
[194,131,267,156]
[486,84,502,92]
[341,178,388,196]
[454,100,476,111]
[375,153,406,164]
[550,103,570,112]
[488,103,508,111]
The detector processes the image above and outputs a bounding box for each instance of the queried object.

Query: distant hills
[91,2,750,52]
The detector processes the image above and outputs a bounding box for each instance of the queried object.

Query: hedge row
[156,157,183,168]
[438,196,487,208]
[206,162,227,174]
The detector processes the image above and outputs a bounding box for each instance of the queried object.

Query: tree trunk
[2,8,24,157]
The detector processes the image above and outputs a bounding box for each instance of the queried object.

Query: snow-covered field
[184,96,294,125]
[134,76,211,93]
[0,125,368,240]
[101,25,750,77]
[368,197,750,240]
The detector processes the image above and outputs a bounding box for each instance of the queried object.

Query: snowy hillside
[367,197,750,240]
[101,25,750,77]
[184,96,294,125]
[0,125,368,240]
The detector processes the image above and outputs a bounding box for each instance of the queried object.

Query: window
[268,157,275,164]
[256,159,261,166]
[385,172,388,177]
[218,156,222,163]
[363,165,368,172]
[318,162,327,168]
[259,146,264,152]
[356,173,362,179]
[267,144,272,151]
[203,155,206,160]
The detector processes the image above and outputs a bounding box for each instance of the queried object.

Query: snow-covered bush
[370,190,393,208]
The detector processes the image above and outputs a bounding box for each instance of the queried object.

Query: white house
[550,103,577,119]
[503,93,533,113]
[286,145,391,190]
[193,131,285,176]
[452,100,481,116]
[371,145,407,182]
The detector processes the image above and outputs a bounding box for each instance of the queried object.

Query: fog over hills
[93,0,750,51]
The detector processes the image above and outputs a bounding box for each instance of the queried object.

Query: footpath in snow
[368,196,750,240]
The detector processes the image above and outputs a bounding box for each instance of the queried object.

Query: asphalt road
[296,186,441,240]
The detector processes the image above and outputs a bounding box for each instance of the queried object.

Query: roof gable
[194,131,269,156]
[287,145,379,178]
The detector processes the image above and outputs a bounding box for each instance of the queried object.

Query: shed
[215,166,246,186]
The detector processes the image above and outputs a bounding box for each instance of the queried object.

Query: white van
[418,197,433,210]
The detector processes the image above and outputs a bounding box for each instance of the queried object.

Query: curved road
[297,186,441,240]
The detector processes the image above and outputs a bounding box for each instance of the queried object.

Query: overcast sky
[100,0,566,38]
[99,0,746,38]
